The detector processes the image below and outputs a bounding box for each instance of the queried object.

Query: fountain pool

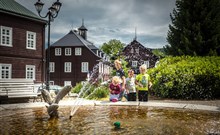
[0,106,219,134]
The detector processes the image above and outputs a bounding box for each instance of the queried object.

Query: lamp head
[34,0,44,13]
[53,0,62,13]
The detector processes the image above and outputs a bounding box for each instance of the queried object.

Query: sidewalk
[0,98,220,112]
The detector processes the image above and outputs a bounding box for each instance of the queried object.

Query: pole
[46,14,51,91]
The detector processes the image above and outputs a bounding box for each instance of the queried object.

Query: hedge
[148,56,220,99]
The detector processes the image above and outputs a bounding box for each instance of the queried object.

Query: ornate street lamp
[35,0,62,91]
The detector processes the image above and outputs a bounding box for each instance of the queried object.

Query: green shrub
[148,56,220,99]
[71,82,109,99]
[71,82,83,93]
[86,86,109,99]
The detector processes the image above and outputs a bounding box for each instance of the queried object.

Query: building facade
[50,23,110,86]
[0,0,46,83]
[122,39,158,74]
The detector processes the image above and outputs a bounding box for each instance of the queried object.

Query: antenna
[82,18,84,26]
[134,27,137,40]
[71,21,73,30]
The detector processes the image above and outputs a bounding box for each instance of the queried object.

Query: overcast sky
[16,0,176,48]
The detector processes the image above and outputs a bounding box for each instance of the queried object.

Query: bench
[0,79,41,103]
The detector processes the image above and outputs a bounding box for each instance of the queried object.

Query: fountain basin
[0,100,219,134]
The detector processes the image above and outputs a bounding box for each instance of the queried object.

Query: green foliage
[100,39,125,59]
[148,56,220,99]
[152,48,166,58]
[71,82,109,99]
[165,0,220,56]
[71,82,83,93]
[86,86,109,100]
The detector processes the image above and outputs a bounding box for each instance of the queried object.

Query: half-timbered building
[122,39,158,74]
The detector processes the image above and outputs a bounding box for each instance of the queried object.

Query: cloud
[16,0,176,48]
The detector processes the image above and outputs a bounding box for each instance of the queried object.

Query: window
[50,81,54,85]
[50,62,55,72]
[64,81,71,86]
[135,48,139,54]
[26,31,36,49]
[0,64,11,79]
[26,65,35,80]
[64,62,71,72]
[130,48,134,53]
[144,61,150,68]
[55,48,61,56]
[132,61,138,67]
[81,62,88,73]
[75,48,82,55]
[0,26,12,47]
[65,48,72,56]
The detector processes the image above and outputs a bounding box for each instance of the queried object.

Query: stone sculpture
[41,85,72,118]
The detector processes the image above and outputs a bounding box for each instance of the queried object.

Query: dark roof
[124,39,152,51]
[51,30,94,47]
[51,30,103,58]
[0,0,46,23]
[78,25,88,31]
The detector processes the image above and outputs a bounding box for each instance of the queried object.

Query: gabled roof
[123,39,152,52]
[51,30,94,47]
[0,0,46,23]
[51,30,103,58]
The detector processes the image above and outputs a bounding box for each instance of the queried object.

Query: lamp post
[35,0,62,91]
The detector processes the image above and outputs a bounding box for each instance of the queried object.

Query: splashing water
[70,63,110,119]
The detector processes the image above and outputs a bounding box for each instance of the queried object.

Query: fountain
[1,60,220,134]
[41,85,72,118]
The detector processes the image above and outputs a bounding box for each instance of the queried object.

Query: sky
[15,0,176,49]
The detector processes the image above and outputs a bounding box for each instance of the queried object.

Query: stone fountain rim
[0,100,219,112]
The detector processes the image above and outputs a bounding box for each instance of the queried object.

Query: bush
[148,56,220,99]
[71,82,83,93]
[71,82,109,99]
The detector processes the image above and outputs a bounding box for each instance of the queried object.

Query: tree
[100,39,125,59]
[164,0,220,56]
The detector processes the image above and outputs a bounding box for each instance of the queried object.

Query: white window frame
[55,48,62,56]
[50,62,55,72]
[144,61,150,68]
[26,31,36,50]
[50,81,54,85]
[0,63,12,79]
[75,47,82,56]
[65,48,72,56]
[0,26,12,47]
[130,48,134,53]
[132,61,138,67]
[64,62,71,72]
[64,81,71,86]
[26,65,35,80]
[135,48,139,54]
[81,62,89,73]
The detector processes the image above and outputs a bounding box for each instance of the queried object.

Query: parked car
[38,84,63,95]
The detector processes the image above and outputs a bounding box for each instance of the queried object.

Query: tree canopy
[164,0,220,56]
[100,39,125,59]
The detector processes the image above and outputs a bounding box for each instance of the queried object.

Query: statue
[41,85,72,118]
